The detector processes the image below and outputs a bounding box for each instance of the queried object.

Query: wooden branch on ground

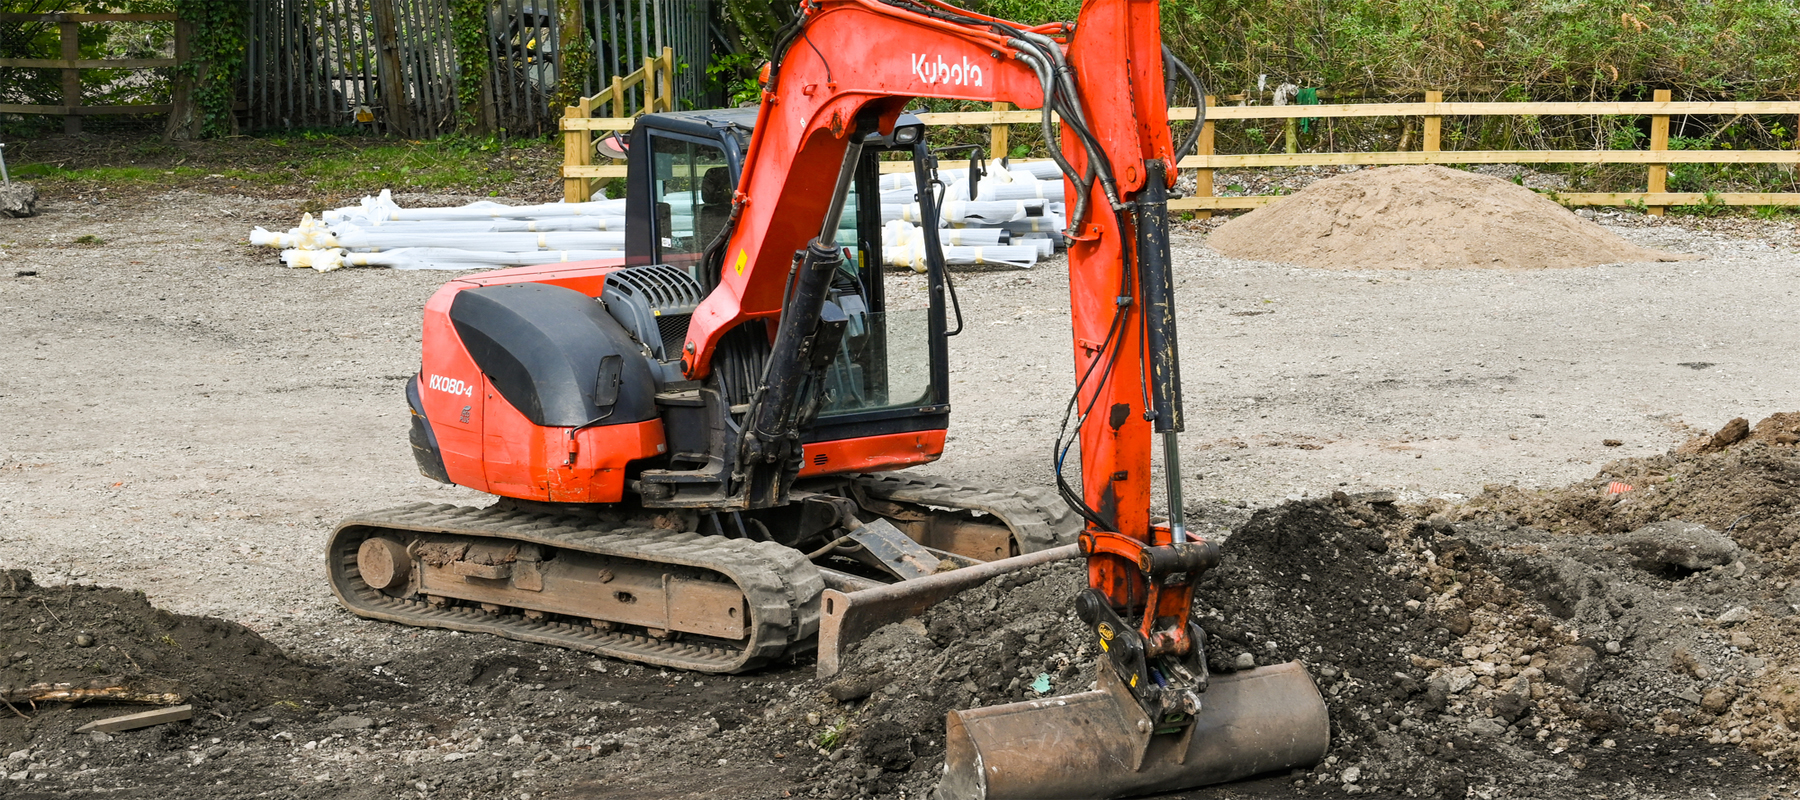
[0,682,186,705]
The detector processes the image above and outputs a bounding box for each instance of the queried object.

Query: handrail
[560,47,675,202]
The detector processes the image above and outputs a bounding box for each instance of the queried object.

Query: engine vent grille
[600,264,705,363]
[656,313,691,360]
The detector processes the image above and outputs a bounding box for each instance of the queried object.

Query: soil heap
[1207,165,1693,270]
[796,414,1800,799]
[0,570,347,747]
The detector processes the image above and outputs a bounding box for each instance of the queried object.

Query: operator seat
[694,166,733,251]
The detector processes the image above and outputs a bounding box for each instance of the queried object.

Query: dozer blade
[815,544,1080,678]
[936,660,1329,800]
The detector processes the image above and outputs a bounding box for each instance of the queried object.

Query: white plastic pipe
[332,230,625,251]
[282,247,624,272]
[322,190,629,223]
[884,239,1038,271]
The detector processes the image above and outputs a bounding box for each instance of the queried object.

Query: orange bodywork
[417,258,939,503]
[798,430,946,478]
[419,0,1183,655]
[418,259,670,503]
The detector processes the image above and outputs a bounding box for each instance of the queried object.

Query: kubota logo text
[911,54,984,87]
[428,374,475,397]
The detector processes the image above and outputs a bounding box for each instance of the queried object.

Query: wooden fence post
[1194,95,1215,219]
[611,75,624,117]
[662,46,675,111]
[1423,90,1442,154]
[370,0,412,137]
[59,19,80,134]
[564,96,593,203]
[1648,88,1671,216]
[642,54,656,113]
[163,19,195,141]
[990,101,1010,160]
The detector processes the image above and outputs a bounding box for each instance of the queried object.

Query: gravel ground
[1,183,1798,798]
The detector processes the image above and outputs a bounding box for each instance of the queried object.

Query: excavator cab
[617,109,956,496]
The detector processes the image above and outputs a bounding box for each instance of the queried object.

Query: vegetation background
[4,0,1800,198]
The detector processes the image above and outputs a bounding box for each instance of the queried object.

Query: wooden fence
[564,89,1800,215]
[561,46,675,202]
[0,12,188,135]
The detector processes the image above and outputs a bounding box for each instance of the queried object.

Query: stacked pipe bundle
[877,159,1069,272]
[249,190,629,272]
[254,164,1070,275]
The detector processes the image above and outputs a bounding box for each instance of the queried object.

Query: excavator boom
[670,0,1331,796]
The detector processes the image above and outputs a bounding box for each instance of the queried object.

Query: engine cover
[414,265,668,503]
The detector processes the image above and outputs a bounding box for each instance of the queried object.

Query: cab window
[650,134,732,265]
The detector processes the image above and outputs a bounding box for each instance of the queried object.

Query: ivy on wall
[171,0,245,138]
[550,18,592,116]
[448,0,487,130]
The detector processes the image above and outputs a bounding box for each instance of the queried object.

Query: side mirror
[595,133,628,161]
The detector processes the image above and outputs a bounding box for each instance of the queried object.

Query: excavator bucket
[937,660,1330,800]
[816,544,1080,678]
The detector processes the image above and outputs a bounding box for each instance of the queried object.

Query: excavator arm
[671,0,1328,796]
[691,0,1197,687]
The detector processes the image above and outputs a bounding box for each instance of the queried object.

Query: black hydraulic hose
[1163,45,1206,161]
[1051,203,1144,531]
[1008,44,1093,234]
[1024,31,1120,209]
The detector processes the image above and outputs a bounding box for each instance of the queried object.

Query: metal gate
[245,0,459,137]
[578,0,718,113]
[243,0,720,137]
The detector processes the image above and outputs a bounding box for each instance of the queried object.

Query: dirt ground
[3,169,1800,799]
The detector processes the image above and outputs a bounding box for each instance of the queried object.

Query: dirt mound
[0,569,349,745]
[1677,413,1800,454]
[807,560,1091,798]
[1206,165,1693,270]
[808,488,1783,798]
[1475,413,1800,556]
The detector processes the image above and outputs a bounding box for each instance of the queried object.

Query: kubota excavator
[326,0,1329,796]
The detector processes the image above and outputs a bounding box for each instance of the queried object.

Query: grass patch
[815,716,850,752]
[296,137,519,192]
[13,164,247,183]
[10,131,561,201]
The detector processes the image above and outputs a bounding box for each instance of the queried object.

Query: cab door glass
[820,152,934,416]
[650,135,731,266]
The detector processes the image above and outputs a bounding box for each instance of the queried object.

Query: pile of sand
[1207,165,1694,270]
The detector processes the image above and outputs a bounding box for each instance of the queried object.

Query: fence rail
[0,12,187,134]
[560,46,674,201]
[563,91,1800,215]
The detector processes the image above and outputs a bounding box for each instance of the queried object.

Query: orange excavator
[326,0,1328,795]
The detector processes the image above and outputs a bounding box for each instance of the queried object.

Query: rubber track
[326,503,823,674]
[854,473,1083,553]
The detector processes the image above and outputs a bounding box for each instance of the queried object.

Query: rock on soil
[0,184,36,218]
[1206,165,1694,270]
